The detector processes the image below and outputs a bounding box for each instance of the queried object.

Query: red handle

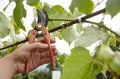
[41,26,56,70]
[25,29,37,73]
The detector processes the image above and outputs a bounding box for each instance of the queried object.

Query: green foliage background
[0,0,120,79]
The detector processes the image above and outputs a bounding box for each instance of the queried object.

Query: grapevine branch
[49,8,106,32]
[49,19,73,21]
[84,20,120,37]
[0,8,106,50]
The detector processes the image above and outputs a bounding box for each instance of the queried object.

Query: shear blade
[37,9,48,26]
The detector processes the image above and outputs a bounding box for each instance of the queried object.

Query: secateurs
[25,9,56,72]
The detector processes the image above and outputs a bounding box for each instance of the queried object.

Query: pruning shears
[25,9,56,72]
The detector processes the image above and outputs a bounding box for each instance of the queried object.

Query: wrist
[6,53,18,74]
[11,50,27,73]
[0,53,18,79]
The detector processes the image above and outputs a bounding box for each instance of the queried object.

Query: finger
[39,39,56,44]
[51,45,56,50]
[53,49,57,56]
[40,46,57,58]
[30,42,48,50]
[38,48,49,52]
[38,45,57,52]
[51,45,57,56]
[40,51,57,60]
[40,51,50,59]
[40,58,51,65]
[50,39,56,43]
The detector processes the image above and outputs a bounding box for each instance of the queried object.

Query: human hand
[11,39,57,73]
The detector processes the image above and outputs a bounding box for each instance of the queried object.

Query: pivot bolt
[38,24,42,29]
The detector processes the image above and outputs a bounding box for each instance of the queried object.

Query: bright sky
[0,0,120,55]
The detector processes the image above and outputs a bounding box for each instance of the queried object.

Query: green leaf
[109,34,116,47]
[60,27,79,44]
[10,16,20,34]
[13,0,26,31]
[3,0,16,11]
[76,23,83,34]
[61,46,101,79]
[31,17,37,28]
[26,0,39,6]
[9,0,16,2]
[75,26,108,47]
[95,44,120,75]
[31,8,37,28]
[0,12,10,38]
[96,44,115,63]
[57,54,66,65]
[109,56,120,75]
[69,0,94,14]
[72,9,82,18]
[106,0,120,17]
[43,3,56,15]
[52,5,65,13]
[35,2,43,10]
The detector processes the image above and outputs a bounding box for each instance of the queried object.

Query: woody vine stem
[0,8,119,50]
